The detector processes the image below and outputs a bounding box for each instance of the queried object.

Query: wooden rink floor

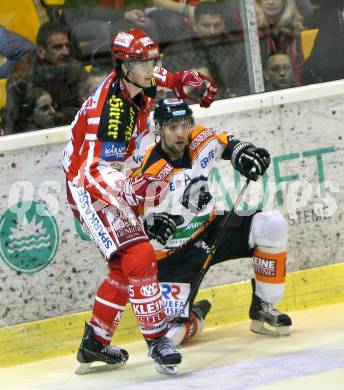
[2,302,344,390]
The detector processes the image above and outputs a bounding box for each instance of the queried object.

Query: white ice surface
[1,303,344,390]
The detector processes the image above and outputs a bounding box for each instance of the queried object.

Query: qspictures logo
[0,201,59,274]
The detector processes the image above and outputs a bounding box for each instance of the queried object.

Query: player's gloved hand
[120,175,169,207]
[172,70,218,108]
[231,142,270,181]
[144,213,185,245]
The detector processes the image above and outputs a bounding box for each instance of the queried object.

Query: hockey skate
[249,279,292,337]
[165,299,212,347]
[192,299,212,321]
[75,322,129,374]
[147,335,182,375]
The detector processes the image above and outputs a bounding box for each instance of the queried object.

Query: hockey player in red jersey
[62,29,217,375]
[139,98,292,346]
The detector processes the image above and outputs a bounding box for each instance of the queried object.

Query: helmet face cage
[153,99,194,133]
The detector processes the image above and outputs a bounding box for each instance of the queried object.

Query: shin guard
[253,248,287,304]
[90,276,128,345]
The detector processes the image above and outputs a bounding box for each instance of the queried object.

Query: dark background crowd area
[0,0,343,136]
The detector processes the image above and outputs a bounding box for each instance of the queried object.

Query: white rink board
[0,81,343,326]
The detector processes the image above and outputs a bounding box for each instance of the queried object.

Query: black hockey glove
[144,213,185,246]
[231,142,270,181]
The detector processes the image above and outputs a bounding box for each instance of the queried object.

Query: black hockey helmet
[153,98,194,129]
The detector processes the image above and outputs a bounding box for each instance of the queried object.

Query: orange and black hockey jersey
[139,124,231,259]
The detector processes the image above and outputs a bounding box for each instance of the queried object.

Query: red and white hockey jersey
[62,68,175,206]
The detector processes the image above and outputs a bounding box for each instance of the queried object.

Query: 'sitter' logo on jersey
[0,201,59,274]
[253,256,276,277]
[101,142,126,161]
[105,95,136,143]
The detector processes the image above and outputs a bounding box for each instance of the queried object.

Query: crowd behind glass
[0,0,343,136]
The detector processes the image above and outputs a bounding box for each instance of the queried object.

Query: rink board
[0,80,343,328]
[1,262,344,368]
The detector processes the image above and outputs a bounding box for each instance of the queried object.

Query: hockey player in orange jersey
[139,98,292,346]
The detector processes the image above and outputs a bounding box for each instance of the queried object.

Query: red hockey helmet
[111,29,160,62]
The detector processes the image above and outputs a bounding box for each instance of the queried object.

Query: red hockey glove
[172,70,218,108]
[120,174,169,207]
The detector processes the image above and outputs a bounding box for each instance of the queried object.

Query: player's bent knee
[250,210,287,248]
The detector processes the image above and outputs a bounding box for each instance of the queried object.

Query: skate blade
[155,363,178,375]
[75,361,126,375]
[250,320,291,337]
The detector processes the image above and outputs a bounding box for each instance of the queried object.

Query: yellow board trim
[1,263,344,368]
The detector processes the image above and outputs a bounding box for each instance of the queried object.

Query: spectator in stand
[303,0,344,84]
[151,0,197,21]
[62,0,194,58]
[163,1,249,99]
[255,0,304,86]
[264,51,295,90]
[63,0,159,59]
[146,1,195,45]
[151,0,242,26]
[0,25,35,79]
[15,86,56,133]
[5,22,87,134]
[220,0,313,36]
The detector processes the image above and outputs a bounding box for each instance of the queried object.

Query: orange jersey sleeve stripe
[188,125,229,160]
[215,131,228,145]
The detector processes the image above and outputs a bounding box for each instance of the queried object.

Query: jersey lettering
[189,129,214,151]
[184,173,192,187]
[200,149,216,168]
